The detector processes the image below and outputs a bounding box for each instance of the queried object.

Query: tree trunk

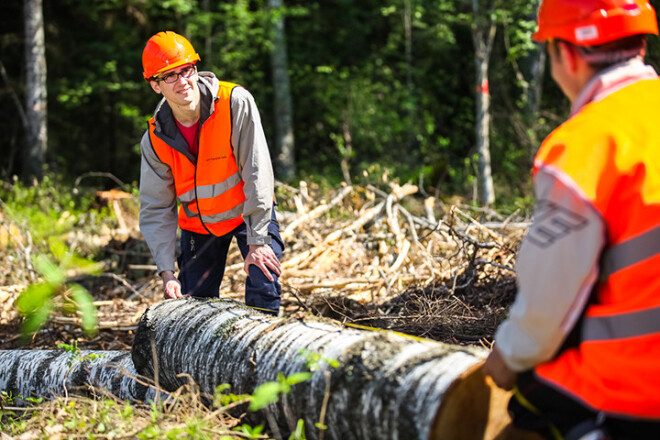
[524,46,545,159]
[23,0,48,183]
[269,0,295,181]
[0,350,159,404]
[131,298,514,440]
[471,1,496,207]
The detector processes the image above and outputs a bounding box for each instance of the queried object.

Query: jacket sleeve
[230,87,274,245]
[494,167,607,371]
[138,130,179,274]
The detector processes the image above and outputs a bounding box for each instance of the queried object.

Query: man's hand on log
[483,345,517,390]
[244,244,281,281]
[161,270,183,299]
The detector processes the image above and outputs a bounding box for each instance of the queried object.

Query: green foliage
[8,1,660,210]
[0,174,115,247]
[15,237,101,339]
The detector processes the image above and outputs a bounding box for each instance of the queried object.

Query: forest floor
[0,181,528,353]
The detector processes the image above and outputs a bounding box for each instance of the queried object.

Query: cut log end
[430,362,541,440]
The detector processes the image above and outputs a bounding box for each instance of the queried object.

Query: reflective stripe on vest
[600,223,660,279]
[182,201,244,224]
[584,224,660,341]
[178,172,242,203]
[583,304,660,341]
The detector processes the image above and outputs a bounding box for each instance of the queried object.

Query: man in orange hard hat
[139,31,283,315]
[483,1,660,438]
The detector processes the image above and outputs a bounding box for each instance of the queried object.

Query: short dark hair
[578,34,647,70]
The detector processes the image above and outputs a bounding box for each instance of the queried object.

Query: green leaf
[288,419,306,440]
[285,372,312,386]
[70,284,98,335]
[249,381,282,411]
[33,255,66,285]
[233,424,264,437]
[48,237,69,264]
[15,283,53,315]
[20,301,54,337]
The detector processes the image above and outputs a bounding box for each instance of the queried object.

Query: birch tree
[23,0,48,182]
[470,0,497,207]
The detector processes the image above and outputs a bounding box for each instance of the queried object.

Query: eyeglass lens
[160,66,195,84]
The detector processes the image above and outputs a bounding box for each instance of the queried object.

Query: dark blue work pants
[510,371,660,439]
[177,211,283,315]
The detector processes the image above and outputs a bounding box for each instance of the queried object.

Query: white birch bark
[0,350,159,404]
[131,298,496,440]
[471,0,497,207]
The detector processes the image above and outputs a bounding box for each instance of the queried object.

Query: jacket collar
[571,58,658,116]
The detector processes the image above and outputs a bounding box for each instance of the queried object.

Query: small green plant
[233,423,265,438]
[298,349,340,372]
[249,371,312,412]
[289,418,307,440]
[57,341,106,367]
[213,383,251,408]
[15,236,101,339]
[247,349,340,439]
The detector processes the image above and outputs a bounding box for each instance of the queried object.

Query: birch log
[132,298,515,440]
[0,350,159,404]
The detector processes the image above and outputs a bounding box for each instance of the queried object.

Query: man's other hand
[244,244,281,281]
[483,345,518,390]
[161,270,183,299]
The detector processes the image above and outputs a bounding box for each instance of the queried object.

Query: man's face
[149,64,199,107]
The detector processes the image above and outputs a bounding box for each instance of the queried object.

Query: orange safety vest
[533,78,660,419]
[148,81,246,236]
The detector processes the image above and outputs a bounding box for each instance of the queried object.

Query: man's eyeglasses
[155,65,196,84]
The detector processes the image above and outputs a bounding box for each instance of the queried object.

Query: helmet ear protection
[142,31,200,81]
[533,0,658,46]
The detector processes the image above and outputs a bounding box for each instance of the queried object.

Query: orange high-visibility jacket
[533,77,660,419]
[147,81,246,236]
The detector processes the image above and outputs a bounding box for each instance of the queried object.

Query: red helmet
[533,0,658,46]
[142,31,200,80]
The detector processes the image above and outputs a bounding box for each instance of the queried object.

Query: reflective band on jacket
[583,305,660,341]
[182,203,244,224]
[178,172,242,203]
[600,224,660,279]
[148,81,246,236]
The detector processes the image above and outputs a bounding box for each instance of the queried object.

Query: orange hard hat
[142,31,200,80]
[533,0,658,45]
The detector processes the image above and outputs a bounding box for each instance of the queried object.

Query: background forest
[4,2,660,437]
[5,0,660,207]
